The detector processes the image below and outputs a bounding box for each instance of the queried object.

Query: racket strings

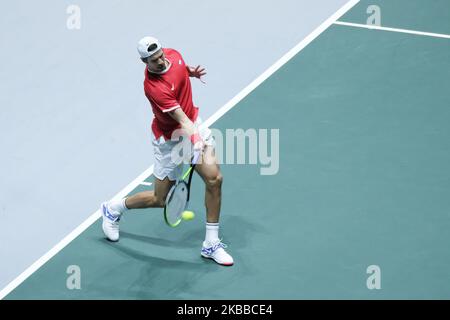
[166,182,188,224]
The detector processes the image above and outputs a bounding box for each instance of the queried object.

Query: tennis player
[100,37,233,266]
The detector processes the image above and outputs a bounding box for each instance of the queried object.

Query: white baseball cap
[137,36,162,59]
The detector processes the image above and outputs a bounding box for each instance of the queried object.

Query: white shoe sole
[201,253,234,266]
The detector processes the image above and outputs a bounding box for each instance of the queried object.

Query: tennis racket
[164,150,201,227]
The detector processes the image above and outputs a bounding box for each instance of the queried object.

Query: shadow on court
[96,237,221,299]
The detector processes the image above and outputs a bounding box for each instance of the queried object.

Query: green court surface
[6,0,450,299]
[341,0,450,34]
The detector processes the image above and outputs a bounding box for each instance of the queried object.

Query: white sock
[205,222,219,244]
[108,198,128,216]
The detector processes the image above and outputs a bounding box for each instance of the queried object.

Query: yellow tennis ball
[182,210,195,221]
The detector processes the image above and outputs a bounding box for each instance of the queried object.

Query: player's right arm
[168,108,203,149]
[144,83,203,149]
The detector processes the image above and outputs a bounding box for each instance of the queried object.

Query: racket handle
[192,150,201,165]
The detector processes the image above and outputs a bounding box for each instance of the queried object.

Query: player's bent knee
[155,197,166,208]
[152,193,166,208]
[206,173,223,190]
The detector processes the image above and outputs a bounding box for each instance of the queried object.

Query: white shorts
[152,117,214,181]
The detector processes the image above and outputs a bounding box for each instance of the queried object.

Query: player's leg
[100,177,174,241]
[194,146,222,223]
[195,145,233,266]
[101,134,179,241]
[125,177,174,209]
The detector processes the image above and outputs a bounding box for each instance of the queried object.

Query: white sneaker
[201,239,234,266]
[101,202,121,242]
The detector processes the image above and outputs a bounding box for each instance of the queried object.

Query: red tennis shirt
[143,48,199,140]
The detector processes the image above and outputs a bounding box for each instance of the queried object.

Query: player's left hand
[188,65,207,83]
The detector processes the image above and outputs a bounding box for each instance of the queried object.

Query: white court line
[0,0,360,300]
[334,21,450,39]
[139,182,153,186]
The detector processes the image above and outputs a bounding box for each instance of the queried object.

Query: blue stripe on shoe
[102,204,119,222]
[202,242,226,256]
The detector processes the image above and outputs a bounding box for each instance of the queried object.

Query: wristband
[190,133,202,145]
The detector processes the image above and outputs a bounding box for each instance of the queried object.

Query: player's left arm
[186,65,206,83]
